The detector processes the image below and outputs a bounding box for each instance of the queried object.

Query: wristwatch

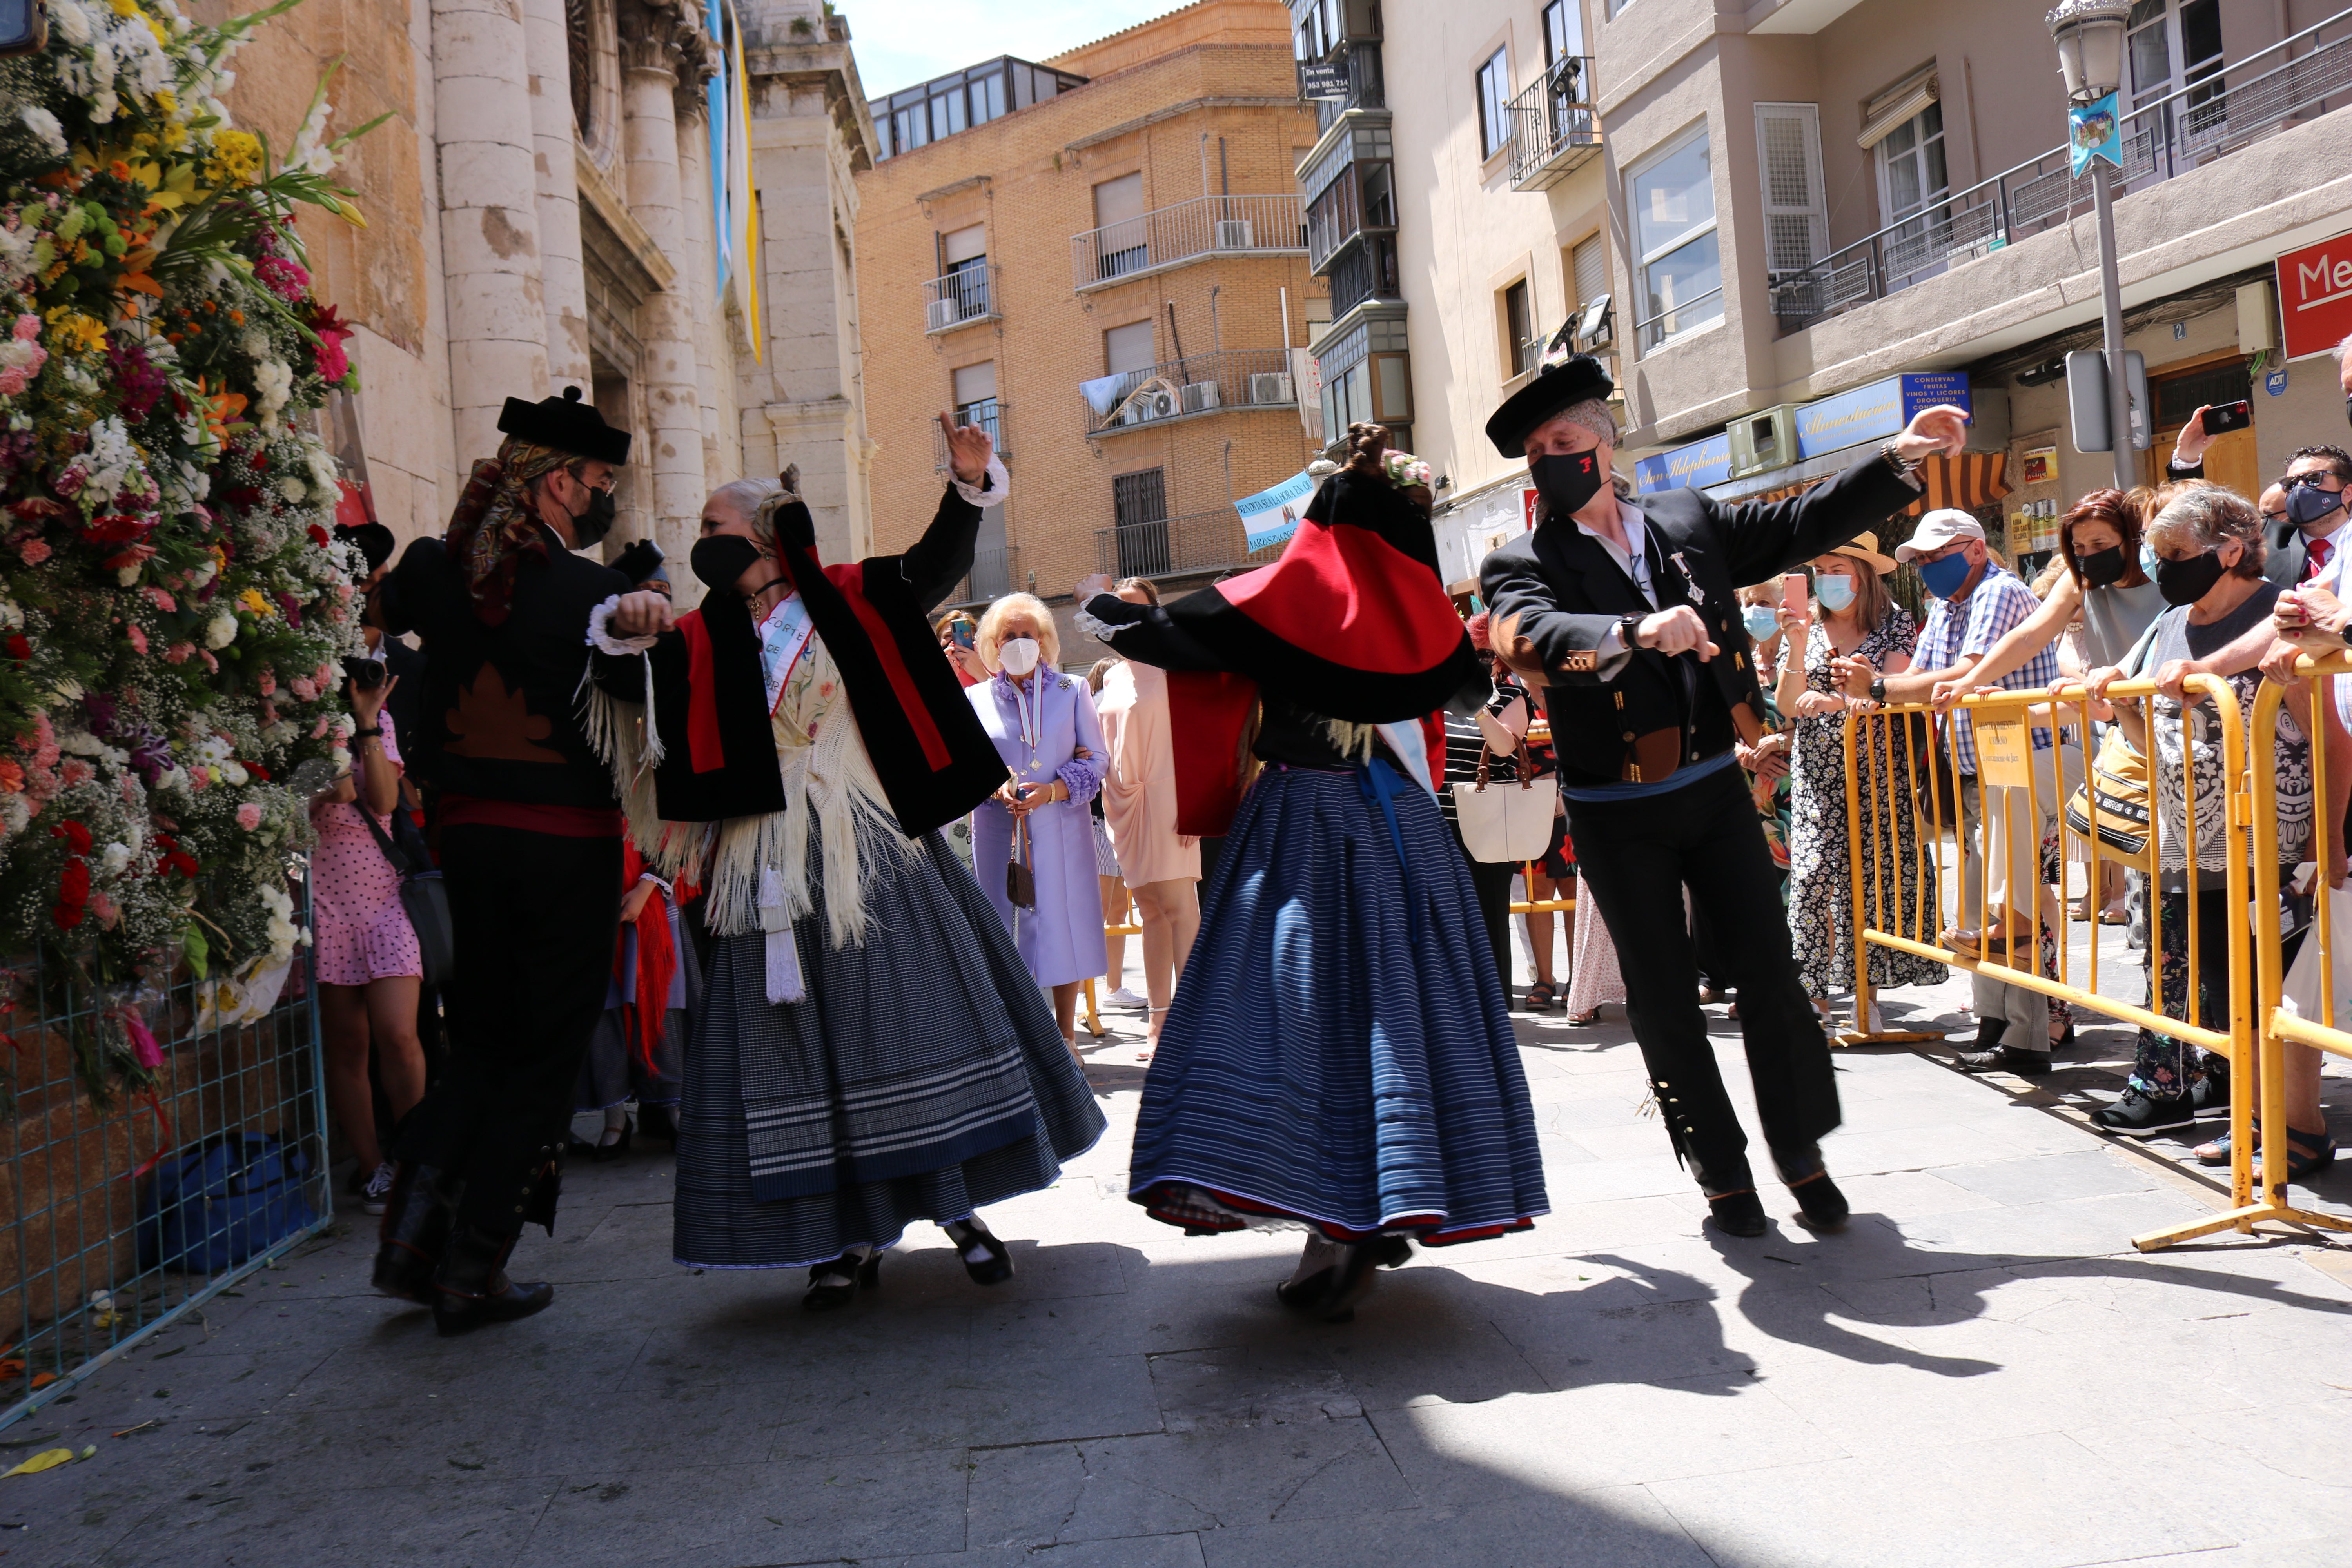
[1869,676,1887,703]
[1878,442,1924,481]
[1618,612,1649,650]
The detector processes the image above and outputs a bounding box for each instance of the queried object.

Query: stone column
[619,4,707,585]
[522,0,592,386]
[430,0,549,465]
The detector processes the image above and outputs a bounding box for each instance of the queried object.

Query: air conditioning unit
[1142,389,1180,421]
[1213,219,1254,249]
[1249,372,1294,405]
[925,298,956,332]
[1180,381,1222,413]
[1726,403,1799,479]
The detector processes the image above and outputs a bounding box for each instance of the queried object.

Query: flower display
[0,0,385,1104]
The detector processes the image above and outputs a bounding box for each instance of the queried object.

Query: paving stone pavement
[9,937,2352,1568]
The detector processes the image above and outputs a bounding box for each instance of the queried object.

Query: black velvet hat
[1484,321,1615,459]
[496,385,631,466]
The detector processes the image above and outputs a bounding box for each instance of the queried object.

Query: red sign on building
[2277,229,2352,360]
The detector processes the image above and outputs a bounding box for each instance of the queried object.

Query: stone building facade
[218,0,878,602]
[856,0,1325,654]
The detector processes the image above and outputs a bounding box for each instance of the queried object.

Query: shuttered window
[1754,103,1828,278]
[1572,233,1607,309]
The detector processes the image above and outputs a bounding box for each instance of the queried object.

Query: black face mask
[2154,548,2229,607]
[1529,451,1605,520]
[2076,545,2126,588]
[691,535,764,594]
[572,485,618,547]
[2287,479,2346,530]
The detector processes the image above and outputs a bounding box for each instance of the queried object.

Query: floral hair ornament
[1381,450,1433,491]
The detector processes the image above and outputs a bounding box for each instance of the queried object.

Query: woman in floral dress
[1778,534,1947,1012]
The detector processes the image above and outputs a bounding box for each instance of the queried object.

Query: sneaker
[2192,1064,2230,1117]
[1104,987,1147,1010]
[2089,1088,2196,1137]
[361,1160,398,1216]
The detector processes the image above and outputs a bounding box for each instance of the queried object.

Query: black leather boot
[371,1164,459,1305]
[430,1224,554,1336]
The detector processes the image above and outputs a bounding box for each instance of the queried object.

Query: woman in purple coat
[969,592,1109,1052]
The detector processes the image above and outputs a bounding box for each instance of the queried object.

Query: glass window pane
[1376,354,1412,422]
[1922,136,1947,201]
[1887,151,1923,216]
[1478,50,1508,156]
[1880,118,1915,158]
[2129,12,2171,97]
[1644,231,1722,341]
[1632,134,1713,258]
[932,91,965,137]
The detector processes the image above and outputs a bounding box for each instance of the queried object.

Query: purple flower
[105,342,167,421]
[80,691,118,739]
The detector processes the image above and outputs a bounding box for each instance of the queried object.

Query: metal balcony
[1505,56,1600,191]
[933,400,1009,470]
[947,545,1020,608]
[921,264,1000,334]
[1768,6,2352,335]
[1080,349,1299,437]
[1071,194,1305,291]
[1094,509,1282,580]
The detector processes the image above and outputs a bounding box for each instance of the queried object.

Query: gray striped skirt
[673,829,1106,1270]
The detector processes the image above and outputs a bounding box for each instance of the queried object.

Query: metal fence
[1,879,328,1428]
[1093,509,1281,580]
[1082,349,1299,436]
[1771,5,2352,334]
[1071,194,1304,290]
[1505,55,1600,191]
[947,546,1020,608]
[922,263,1000,333]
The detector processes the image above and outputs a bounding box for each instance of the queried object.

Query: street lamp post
[2047,0,2138,492]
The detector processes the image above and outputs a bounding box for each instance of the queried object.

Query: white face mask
[997,636,1041,677]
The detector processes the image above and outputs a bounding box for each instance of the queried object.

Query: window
[1571,233,1607,310]
[1874,102,1949,282]
[564,0,593,140]
[1104,320,1156,375]
[1502,279,1534,379]
[951,362,1001,454]
[1476,47,1510,160]
[1754,103,1827,278]
[1628,127,1721,350]
[1112,469,1169,578]
[2128,0,2221,108]
[969,69,1007,125]
[1092,172,1149,278]
[939,224,988,319]
[1543,0,1582,65]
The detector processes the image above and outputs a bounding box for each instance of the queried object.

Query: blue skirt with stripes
[1129,763,1546,1245]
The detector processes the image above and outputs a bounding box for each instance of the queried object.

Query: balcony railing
[921,263,1000,334]
[933,400,1008,470]
[948,546,1020,607]
[1080,349,1299,436]
[1326,234,1400,321]
[1308,41,1386,136]
[1505,56,1599,191]
[1769,6,2352,335]
[1071,194,1305,289]
[1094,509,1283,579]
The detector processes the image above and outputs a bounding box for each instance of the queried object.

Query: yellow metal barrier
[2134,653,2352,1250]
[1840,678,2267,1233]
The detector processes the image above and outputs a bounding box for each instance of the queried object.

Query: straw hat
[1828,530,1898,575]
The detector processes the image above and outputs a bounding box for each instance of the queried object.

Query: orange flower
[199,379,246,443]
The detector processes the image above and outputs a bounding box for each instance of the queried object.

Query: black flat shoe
[943,1218,1014,1286]
[430,1225,554,1336]
[588,1123,632,1163]
[1706,1190,1768,1238]
[803,1249,880,1312]
[1789,1171,1850,1232]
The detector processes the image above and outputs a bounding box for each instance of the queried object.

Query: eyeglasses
[2284,471,2343,492]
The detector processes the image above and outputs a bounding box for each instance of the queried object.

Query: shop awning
[1749,451,2009,517]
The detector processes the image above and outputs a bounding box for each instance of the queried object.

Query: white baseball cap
[1895,509,1987,562]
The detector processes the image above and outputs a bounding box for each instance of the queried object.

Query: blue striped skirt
[1129,764,1546,1245]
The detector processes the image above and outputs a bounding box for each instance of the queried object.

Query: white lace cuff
[586,594,661,654]
[951,454,1011,510]
[1074,608,1125,644]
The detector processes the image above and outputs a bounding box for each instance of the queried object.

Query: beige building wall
[857,0,1323,661]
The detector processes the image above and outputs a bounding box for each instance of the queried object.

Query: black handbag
[354,802,456,989]
[1006,811,1037,910]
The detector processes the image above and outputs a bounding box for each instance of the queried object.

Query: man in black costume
[1480,336,1964,1237]
[369,388,673,1333]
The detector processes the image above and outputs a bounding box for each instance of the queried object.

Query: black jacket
[1481,454,1921,790]
[378,524,630,809]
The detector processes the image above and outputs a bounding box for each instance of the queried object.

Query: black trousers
[397,824,622,1238]
[1566,764,1839,1194]
[1451,820,1518,995]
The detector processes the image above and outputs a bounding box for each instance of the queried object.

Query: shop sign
[2276,228,2352,360]
[1795,373,1973,459]
[1632,432,1731,494]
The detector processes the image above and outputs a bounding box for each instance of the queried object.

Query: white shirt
[1584,500,1657,680]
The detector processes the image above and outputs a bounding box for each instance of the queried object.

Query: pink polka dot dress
[309,712,423,986]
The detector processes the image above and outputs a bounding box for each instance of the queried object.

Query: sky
[838,0,1204,99]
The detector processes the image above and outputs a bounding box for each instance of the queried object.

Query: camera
[342,655,387,691]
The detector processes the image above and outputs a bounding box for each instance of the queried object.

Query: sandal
[1566,1007,1600,1026]
[1524,981,1560,1011]
[942,1216,1015,1286]
[803,1247,880,1312]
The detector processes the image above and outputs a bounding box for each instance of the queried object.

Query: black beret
[497,385,631,466]
[1484,338,1616,459]
[334,521,396,572]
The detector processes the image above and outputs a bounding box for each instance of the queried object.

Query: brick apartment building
[856,0,1326,655]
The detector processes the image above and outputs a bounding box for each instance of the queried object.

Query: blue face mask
[1918,552,1974,600]
[2140,540,2160,579]
[1816,574,1857,612]
[1741,604,1780,641]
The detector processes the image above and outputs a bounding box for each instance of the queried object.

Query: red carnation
[306,524,329,547]
[51,820,91,856]
[4,634,28,660]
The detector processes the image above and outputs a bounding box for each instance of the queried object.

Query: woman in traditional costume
[568,838,697,1159]
[587,420,1104,1310]
[1074,424,1546,1321]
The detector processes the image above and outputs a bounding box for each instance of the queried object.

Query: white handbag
[1452,743,1560,863]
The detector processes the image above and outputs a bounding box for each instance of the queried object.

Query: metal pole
[2092,159,2136,492]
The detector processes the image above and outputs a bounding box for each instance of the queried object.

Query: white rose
[100,842,131,874]
[205,611,236,649]
[116,563,141,587]
[220,760,248,786]
[276,476,306,503]
[18,107,64,158]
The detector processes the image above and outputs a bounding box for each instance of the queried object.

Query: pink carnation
[288,677,316,702]
[12,314,39,342]
[125,623,148,655]
[89,891,116,927]
[18,538,49,566]
[59,759,92,788]
[256,671,275,696]
[310,716,330,739]
[143,587,176,613]
[235,801,263,831]
[312,662,334,689]
[0,368,26,398]
[199,650,218,674]
[163,641,194,664]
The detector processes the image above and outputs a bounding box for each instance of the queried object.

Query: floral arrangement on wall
[0,0,382,1105]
